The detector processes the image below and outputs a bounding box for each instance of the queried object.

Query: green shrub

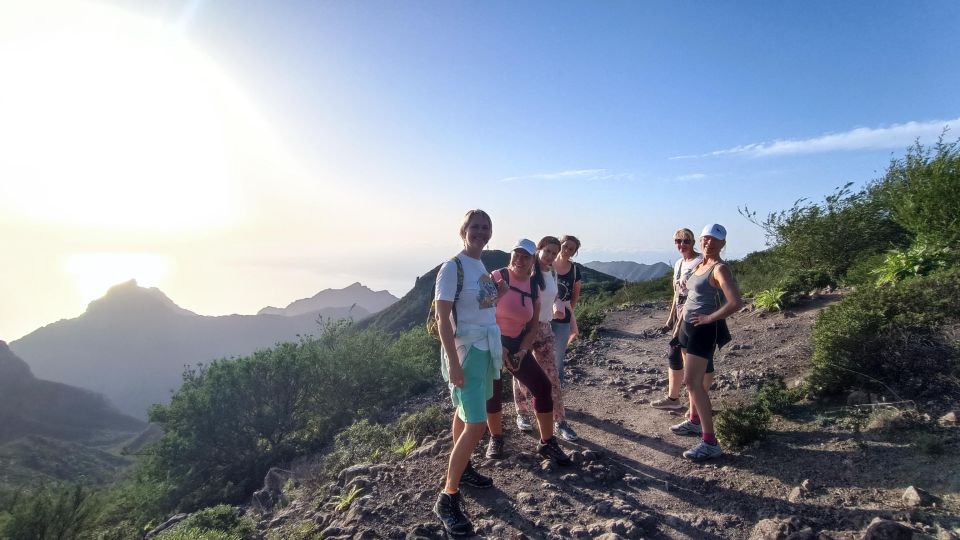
[175,505,254,538]
[160,528,243,540]
[715,378,805,448]
[0,483,100,540]
[809,267,960,396]
[753,288,786,312]
[611,275,673,305]
[873,137,960,245]
[715,402,771,448]
[740,183,907,281]
[574,293,611,340]
[142,321,437,512]
[730,248,786,296]
[334,485,364,512]
[756,378,805,414]
[871,242,952,286]
[842,252,889,286]
[322,405,447,478]
[394,405,447,440]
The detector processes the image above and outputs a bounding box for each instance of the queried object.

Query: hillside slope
[10,280,362,419]
[0,341,144,445]
[247,298,960,539]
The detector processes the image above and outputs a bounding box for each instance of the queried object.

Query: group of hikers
[432,209,743,537]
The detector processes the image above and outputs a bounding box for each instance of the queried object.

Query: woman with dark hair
[483,239,572,467]
[552,234,582,361]
[671,224,742,461]
[512,236,579,441]
[432,209,503,537]
[651,228,706,411]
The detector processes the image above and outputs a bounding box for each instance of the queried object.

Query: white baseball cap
[700,223,727,241]
[512,238,537,255]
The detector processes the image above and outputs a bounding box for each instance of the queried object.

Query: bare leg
[683,352,713,435]
[535,411,555,440]
[444,420,487,494]
[668,368,684,400]
[486,411,502,437]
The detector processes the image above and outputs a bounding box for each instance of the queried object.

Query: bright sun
[0,1,284,231]
[66,253,171,303]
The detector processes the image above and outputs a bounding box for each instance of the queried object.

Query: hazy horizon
[3,1,957,341]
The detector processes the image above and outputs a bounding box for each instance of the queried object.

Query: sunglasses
[674,238,692,245]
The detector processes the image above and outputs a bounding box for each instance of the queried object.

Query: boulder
[749,516,803,540]
[251,468,294,511]
[338,463,371,486]
[901,486,935,507]
[862,518,915,540]
[939,411,958,426]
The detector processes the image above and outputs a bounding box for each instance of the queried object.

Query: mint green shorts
[451,346,495,423]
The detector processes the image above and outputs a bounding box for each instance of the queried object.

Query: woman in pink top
[483,239,572,466]
[513,236,578,442]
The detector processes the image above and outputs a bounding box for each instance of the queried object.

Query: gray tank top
[683,263,721,322]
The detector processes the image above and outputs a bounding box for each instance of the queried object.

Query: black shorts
[678,321,718,371]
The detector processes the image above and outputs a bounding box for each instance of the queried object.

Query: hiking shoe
[555,421,579,442]
[516,414,533,432]
[537,437,573,466]
[460,461,493,489]
[670,419,703,436]
[651,396,685,410]
[486,435,505,460]
[683,440,723,461]
[434,491,473,537]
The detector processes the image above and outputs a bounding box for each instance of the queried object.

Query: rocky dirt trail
[254,298,960,539]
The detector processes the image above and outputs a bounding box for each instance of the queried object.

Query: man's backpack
[426,257,464,340]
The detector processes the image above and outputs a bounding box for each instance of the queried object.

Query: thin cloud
[674,173,708,181]
[499,168,633,183]
[672,117,959,159]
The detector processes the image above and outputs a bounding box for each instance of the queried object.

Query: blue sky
[1,1,958,339]
[179,0,959,253]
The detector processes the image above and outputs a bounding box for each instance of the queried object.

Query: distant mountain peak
[259,282,398,317]
[85,280,197,317]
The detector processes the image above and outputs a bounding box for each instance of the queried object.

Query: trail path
[267,298,960,539]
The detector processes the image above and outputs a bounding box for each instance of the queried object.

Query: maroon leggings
[487,333,553,414]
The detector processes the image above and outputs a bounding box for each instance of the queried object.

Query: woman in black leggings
[484,239,571,465]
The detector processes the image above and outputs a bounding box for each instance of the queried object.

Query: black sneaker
[460,460,493,488]
[486,435,505,459]
[537,436,573,466]
[433,491,473,537]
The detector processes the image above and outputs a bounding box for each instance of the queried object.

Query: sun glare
[66,253,171,303]
[0,1,299,232]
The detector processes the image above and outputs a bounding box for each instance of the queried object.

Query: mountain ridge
[583,260,672,282]
[10,282,370,419]
[258,282,397,317]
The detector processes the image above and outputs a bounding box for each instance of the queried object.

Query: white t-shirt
[537,269,559,322]
[435,253,498,350]
[673,255,703,307]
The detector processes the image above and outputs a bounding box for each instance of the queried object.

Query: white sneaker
[555,421,579,442]
[670,419,702,436]
[683,440,723,461]
[651,396,685,410]
[515,414,533,432]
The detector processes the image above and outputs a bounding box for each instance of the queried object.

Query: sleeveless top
[683,263,722,323]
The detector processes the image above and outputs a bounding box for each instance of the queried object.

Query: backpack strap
[451,256,464,326]
[498,268,537,306]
